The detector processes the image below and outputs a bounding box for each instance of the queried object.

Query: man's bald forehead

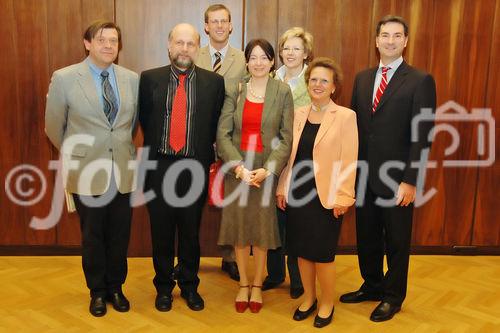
[168,23,200,45]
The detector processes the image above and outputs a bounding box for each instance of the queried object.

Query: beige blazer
[45,61,139,195]
[196,45,246,85]
[277,101,358,208]
[216,78,294,176]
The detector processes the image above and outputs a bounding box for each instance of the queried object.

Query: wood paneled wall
[0,0,498,256]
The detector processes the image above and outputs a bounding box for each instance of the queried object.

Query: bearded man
[138,23,225,312]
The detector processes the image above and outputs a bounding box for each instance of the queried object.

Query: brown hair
[244,39,276,72]
[83,20,121,54]
[376,15,408,36]
[204,4,231,23]
[278,27,314,64]
[305,57,343,100]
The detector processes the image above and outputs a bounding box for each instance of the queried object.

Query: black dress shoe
[107,292,130,312]
[293,300,317,321]
[339,290,382,303]
[89,296,107,317]
[370,302,401,322]
[261,278,284,291]
[290,286,304,299]
[155,294,173,312]
[180,290,204,311]
[221,260,240,282]
[313,307,334,328]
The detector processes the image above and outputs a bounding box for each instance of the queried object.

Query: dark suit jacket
[351,61,436,198]
[139,65,225,165]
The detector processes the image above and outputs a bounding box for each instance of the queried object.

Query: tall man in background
[139,23,225,312]
[195,3,246,281]
[45,20,139,317]
[340,15,436,322]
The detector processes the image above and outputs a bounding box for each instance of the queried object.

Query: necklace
[248,79,265,99]
[311,103,328,112]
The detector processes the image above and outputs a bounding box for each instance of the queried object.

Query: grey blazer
[196,45,246,85]
[216,78,294,176]
[45,61,139,195]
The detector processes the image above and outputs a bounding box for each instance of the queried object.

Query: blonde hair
[278,27,313,64]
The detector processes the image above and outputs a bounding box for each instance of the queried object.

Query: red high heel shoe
[235,285,249,313]
[249,285,263,313]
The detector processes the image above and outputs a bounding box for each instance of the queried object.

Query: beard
[170,52,193,69]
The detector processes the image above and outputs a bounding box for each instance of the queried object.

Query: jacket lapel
[219,47,235,76]
[314,101,337,147]
[295,106,310,143]
[151,66,170,138]
[195,66,211,114]
[234,79,247,130]
[374,61,409,113]
[114,64,128,126]
[197,46,212,70]
[76,62,109,125]
[365,67,378,117]
[261,78,279,126]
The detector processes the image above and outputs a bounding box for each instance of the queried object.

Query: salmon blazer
[277,100,358,208]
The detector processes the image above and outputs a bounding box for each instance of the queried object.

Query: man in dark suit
[139,23,225,312]
[340,15,436,322]
[45,20,138,317]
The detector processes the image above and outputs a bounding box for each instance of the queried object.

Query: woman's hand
[333,204,349,219]
[249,168,270,187]
[276,194,287,210]
[235,165,253,183]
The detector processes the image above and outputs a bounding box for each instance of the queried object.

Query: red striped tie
[372,66,390,113]
[169,74,187,153]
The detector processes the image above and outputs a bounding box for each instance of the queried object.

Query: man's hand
[396,182,416,206]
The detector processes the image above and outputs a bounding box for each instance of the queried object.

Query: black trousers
[266,208,302,288]
[355,186,413,306]
[74,189,132,298]
[146,155,208,295]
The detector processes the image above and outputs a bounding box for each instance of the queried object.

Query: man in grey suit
[45,20,138,317]
[194,3,246,282]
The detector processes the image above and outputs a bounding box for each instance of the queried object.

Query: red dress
[240,99,264,152]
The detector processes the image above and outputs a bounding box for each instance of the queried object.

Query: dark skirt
[285,120,342,263]
[286,196,342,263]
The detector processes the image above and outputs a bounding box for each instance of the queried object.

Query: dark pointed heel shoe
[293,299,317,321]
[313,307,334,328]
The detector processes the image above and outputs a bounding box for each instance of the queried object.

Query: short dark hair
[83,20,121,55]
[204,4,231,23]
[305,57,343,101]
[244,39,276,72]
[376,15,408,36]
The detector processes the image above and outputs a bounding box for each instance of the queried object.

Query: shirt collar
[86,57,114,76]
[171,63,196,79]
[275,64,307,81]
[209,42,229,59]
[378,56,403,72]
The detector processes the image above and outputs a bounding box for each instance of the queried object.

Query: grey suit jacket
[196,45,246,85]
[45,61,139,195]
[216,78,294,176]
